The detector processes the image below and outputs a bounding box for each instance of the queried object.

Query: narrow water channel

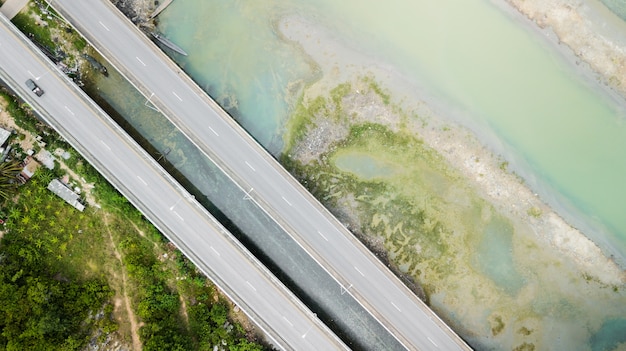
[81,54,406,351]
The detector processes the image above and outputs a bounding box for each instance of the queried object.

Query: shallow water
[160,0,626,263]
[155,0,626,349]
[85,55,405,351]
[601,0,626,21]
[334,153,395,180]
[473,216,526,296]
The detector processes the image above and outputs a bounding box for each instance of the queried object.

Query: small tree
[0,160,22,201]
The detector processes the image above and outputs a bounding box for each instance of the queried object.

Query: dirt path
[102,212,143,351]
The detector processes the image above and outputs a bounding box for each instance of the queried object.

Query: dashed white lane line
[354,266,365,277]
[172,91,183,101]
[317,230,329,241]
[246,281,257,291]
[245,161,256,172]
[391,301,402,312]
[210,246,220,256]
[136,176,147,185]
[174,211,184,221]
[282,196,292,207]
[208,126,219,136]
[427,337,438,348]
[99,21,110,31]
[136,56,146,66]
[64,106,74,115]
[283,317,293,327]
[100,140,111,150]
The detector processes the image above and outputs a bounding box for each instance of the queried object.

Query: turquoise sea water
[601,0,626,21]
[159,0,626,262]
[155,0,626,349]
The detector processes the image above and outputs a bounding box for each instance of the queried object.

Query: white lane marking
[283,317,293,327]
[354,266,365,277]
[27,70,33,77]
[136,56,146,66]
[100,140,111,150]
[317,230,329,241]
[208,126,219,136]
[210,246,220,256]
[136,176,147,185]
[172,91,183,101]
[427,337,438,348]
[245,161,256,172]
[99,21,110,31]
[174,212,184,221]
[282,196,292,207]
[64,106,74,115]
[391,301,402,312]
[246,281,257,291]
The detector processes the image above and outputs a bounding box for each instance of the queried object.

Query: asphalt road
[48,1,473,349]
[0,12,348,351]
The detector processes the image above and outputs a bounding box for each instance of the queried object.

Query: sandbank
[278,12,625,284]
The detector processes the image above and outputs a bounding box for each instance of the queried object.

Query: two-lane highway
[0,12,348,351]
[48,0,472,349]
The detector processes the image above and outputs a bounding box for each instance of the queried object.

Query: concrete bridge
[0,11,348,351]
[47,0,474,350]
[0,0,29,20]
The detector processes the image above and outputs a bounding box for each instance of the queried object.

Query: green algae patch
[281,77,626,350]
[281,80,506,299]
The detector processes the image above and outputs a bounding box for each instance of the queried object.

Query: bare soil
[102,212,143,351]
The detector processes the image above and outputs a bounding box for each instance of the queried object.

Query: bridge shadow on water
[82,73,405,351]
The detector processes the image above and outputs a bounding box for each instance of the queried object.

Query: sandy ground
[279,13,625,287]
[506,0,626,98]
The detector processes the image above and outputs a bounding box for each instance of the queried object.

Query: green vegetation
[0,90,269,350]
[491,315,505,336]
[0,161,22,201]
[1,90,42,133]
[0,170,115,350]
[527,206,542,218]
[72,37,87,52]
[363,76,390,105]
[11,1,94,70]
[11,11,56,50]
[499,160,509,171]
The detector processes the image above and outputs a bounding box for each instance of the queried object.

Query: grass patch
[11,11,56,50]
[363,76,390,105]
[527,207,542,218]
[1,80,269,350]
